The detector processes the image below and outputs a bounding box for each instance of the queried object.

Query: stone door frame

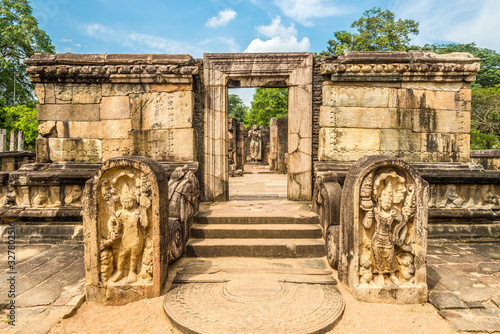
[204,53,313,201]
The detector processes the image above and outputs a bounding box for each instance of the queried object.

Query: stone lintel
[320,51,480,83]
[25,53,194,66]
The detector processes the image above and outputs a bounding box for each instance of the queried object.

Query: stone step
[195,215,319,225]
[185,238,325,258]
[195,201,320,225]
[190,223,322,239]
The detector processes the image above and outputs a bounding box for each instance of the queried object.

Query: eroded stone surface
[83,156,168,305]
[339,155,429,304]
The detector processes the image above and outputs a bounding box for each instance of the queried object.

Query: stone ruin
[269,116,288,174]
[83,156,168,305]
[338,156,428,304]
[1,50,500,309]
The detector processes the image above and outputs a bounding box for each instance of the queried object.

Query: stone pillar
[269,118,278,171]
[236,122,245,170]
[83,156,169,305]
[0,129,6,153]
[338,155,429,304]
[9,130,18,152]
[276,117,288,174]
[17,131,24,151]
[228,118,237,165]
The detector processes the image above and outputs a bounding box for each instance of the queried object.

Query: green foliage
[419,43,500,89]
[2,104,38,150]
[470,85,500,149]
[1,0,55,107]
[318,7,419,56]
[245,88,288,127]
[228,94,248,122]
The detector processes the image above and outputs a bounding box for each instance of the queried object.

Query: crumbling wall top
[320,50,480,82]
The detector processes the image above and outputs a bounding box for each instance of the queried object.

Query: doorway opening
[227,87,288,200]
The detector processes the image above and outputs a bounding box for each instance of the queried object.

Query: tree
[0,0,55,150]
[1,0,55,106]
[469,85,500,149]
[228,94,248,122]
[419,43,500,89]
[2,104,37,150]
[245,88,288,127]
[319,7,419,56]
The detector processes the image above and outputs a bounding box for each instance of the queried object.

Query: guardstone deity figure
[247,125,262,162]
[359,169,416,287]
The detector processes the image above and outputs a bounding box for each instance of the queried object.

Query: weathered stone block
[101,96,130,120]
[34,84,45,104]
[150,83,192,93]
[398,89,456,110]
[37,104,100,121]
[319,106,398,129]
[419,133,469,162]
[83,156,169,305]
[73,85,102,104]
[130,128,197,162]
[131,92,193,130]
[102,83,149,96]
[323,85,397,108]
[101,139,132,161]
[45,83,56,103]
[49,138,102,162]
[338,155,429,304]
[459,88,471,102]
[56,120,131,139]
[36,138,50,163]
[38,121,57,137]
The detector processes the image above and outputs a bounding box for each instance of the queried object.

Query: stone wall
[315,51,479,163]
[470,149,500,170]
[26,53,200,164]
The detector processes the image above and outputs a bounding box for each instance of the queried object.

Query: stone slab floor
[229,164,287,200]
[1,241,499,333]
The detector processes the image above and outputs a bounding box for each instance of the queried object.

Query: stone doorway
[204,53,313,202]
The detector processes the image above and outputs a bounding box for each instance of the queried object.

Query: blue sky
[30,0,500,105]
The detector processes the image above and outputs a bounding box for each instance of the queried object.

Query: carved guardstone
[83,156,168,305]
[338,155,429,304]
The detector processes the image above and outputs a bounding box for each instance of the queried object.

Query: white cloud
[274,0,345,26]
[60,38,72,43]
[244,16,310,53]
[206,9,237,28]
[393,0,500,51]
[81,23,204,56]
[83,23,114,38]
[200,37,240,53]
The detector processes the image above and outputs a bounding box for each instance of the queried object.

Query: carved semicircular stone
[163,279,344,334]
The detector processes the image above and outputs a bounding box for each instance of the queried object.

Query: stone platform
[163,257,344,334]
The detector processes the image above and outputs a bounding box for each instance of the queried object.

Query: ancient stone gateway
[204,53,313,201]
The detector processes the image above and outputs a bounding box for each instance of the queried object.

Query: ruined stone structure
[269,117,288,173]
[338,156,428,304]
[2,50,499,244]
[227,118,244,171]
[167,165,200,263]
[83,156,168,305]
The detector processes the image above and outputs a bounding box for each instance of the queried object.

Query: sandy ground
[49,261,455,334]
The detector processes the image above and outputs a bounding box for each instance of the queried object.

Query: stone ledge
[319,51,480,83]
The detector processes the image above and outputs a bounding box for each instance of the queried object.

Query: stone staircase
[185,201,325,258]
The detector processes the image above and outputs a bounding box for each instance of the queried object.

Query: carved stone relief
[83,156,168,305]
[168,165,200,263]
[428,184,500,209]
[339,156,428,304]
[65,185,83,206]
[97,169,153,284]
[312,172,342,268]
[247,125,262,162]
